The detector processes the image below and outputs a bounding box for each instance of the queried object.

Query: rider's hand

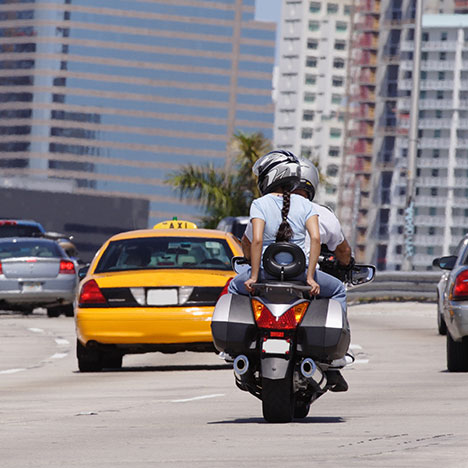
[244,277,257,293]
[307,278,320,295]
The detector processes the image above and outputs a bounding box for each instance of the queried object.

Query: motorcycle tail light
[0,261,2,275]
[79,279,107,306]
[217,278,233,299]
[452,270,468,300]
[59,259,76,274]
[252,299,308,330]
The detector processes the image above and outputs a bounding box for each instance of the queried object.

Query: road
[1,302,467,468]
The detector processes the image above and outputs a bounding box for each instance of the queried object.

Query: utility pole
[402,0,423,271]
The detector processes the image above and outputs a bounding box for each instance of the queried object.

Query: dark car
[216,216,249,240]
[0,219,45,238]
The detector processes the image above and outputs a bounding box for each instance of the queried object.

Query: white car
[433,235,468,371]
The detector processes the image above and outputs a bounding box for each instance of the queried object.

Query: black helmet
[297,158,319,201]
[252,150,301,195]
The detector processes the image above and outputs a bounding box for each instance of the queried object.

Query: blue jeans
[228,267,347,314]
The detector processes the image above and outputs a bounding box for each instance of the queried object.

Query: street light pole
[402,0,423,271]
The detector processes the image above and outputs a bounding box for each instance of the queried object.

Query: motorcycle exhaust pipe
[233,355,249,377]
[300,358,327,390]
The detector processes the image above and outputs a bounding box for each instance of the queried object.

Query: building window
[440,52,446,61]
[332,76,343,87]
[301,146,312,157]
[420,90,426,99]
[302,128,313,139]
[306,56,317,67]
[334,40,346,50]
[344,5,351,15]
[434,129,441,138]
[420,71,427,80]
[331,94,342,104]
[304,92,316,102]
[303,110,315,121]
[336,22,347,32]
[329,146,340,157]
[330,128,341,138]
[429,226,436,235]
[436,110,443,119]
[305,74,316,85]
[431,187,438,196]
[307,39,318,49]
[441,32,448,41]
[438,71,445,80]
[326,183,337,194]
[432,168,439,177]
[327,3,339,13]
[309,21,320,31]
[422,32,429,42]
[429,207,437,216]
[433,149,439,158]
[309,2,321,13]
[427,246,434,255]
[333,58,345,69]
[326,164,339,177]
[421,52,428,61]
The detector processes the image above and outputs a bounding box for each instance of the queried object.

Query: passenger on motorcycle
[241,157,351,309]
[228,151,347,314]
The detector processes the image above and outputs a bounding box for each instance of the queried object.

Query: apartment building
[0,0,275,229]
[274,0,352,211]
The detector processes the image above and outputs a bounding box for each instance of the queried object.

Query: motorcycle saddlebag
[296,298,350,360]
[211,293,257,354]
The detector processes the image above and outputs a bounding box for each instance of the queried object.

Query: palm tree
[166,131,271,228]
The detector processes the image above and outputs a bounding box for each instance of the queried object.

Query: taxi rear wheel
[102,353,123,370]
[77,340,103,372]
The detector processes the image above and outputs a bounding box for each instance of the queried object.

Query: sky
[255,0,282,63]
[255,0,282,22]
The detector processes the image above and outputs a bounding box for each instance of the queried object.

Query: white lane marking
[354,359,369,365]
[49,353,68,360]
[350,344,362,351]
[171,394,225,403]
[55,338,70,346]
[28,328,44,334]
[0,368,26,375]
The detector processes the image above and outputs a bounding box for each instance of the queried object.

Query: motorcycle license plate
[262,339,290,355]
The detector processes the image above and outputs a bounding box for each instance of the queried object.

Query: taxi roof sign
[153,219,198,230]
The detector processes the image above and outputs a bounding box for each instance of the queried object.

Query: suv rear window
[0,224,43,238]
[95,237,234,273]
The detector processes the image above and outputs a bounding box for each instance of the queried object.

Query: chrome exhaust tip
[233,355,249,376]
[300,358,326,390]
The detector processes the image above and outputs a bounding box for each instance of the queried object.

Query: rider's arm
[334,238,352,266]
[250,218,264,282]
[305,215,320,283]
[241,234,252,261]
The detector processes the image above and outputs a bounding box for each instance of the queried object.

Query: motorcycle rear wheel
[261,377,294,423]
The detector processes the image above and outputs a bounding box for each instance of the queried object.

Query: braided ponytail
[276,190,293,242]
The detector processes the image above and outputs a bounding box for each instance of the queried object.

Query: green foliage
[166,131,271,228]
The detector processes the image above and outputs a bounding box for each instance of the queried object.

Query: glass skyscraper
[0,0,276,226]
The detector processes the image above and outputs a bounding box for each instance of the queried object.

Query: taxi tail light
[218,278,233,300]
[251,299,308,330]
[59,259,75,274]
[452,270,468,300]
[79,279,107,305]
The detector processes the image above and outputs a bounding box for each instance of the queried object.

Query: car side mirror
[231,256,250,273]
[350,265,376,286]
[432,255,457,270]
[78,264,90,280]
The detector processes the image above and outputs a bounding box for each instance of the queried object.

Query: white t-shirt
[244,202,344,255]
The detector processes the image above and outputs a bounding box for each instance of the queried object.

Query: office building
[274,0,352,211]
[0,0,276,229]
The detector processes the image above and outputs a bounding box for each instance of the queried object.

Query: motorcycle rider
[242,157,354,283]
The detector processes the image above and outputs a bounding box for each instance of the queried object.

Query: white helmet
[297,158,319,201]
[252,150,301,195]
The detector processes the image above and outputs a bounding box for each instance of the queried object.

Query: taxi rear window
[95,237,234,273]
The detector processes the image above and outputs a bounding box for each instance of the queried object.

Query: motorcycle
[211,242,375,423]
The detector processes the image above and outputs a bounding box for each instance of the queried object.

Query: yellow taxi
[75,220,242,371]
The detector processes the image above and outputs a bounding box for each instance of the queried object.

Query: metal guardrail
[347,271,442,302]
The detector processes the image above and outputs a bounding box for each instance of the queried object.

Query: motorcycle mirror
[350,265,376,286]
[231,256,250,273]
